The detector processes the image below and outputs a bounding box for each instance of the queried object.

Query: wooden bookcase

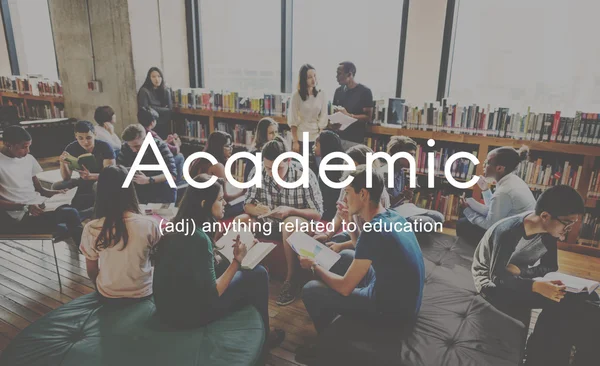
[0,91,65,120]
[172,108,600,257]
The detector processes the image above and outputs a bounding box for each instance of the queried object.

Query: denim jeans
[302,249,378,333]
[173,153,185,185]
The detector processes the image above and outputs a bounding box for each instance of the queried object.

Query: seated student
[457,145,536,246]
[313,144,390,252]
[472,185,598,366]
[80,165,161,305]
[0,126,83,246]
[385,136,444,225]
[244,117,279,182]
[117,124,176,204]
[189,131,246,217]
[55,120,115,212]
[93,106,122,155]
[137,107,184,184]
[296,165,425,362]
[152,174,285,349]
[240,137,323,306]
[313,130,344,221]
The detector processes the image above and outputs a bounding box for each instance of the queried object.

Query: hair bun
[517,145,530,161]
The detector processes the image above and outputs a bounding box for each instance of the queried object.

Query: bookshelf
[171,108,600,256]
[0,91,65,120]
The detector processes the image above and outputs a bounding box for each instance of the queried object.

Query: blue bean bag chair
[0,293,265,366]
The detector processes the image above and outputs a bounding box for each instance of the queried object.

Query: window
[6,0,58,80]
[292,0,404,100]
[447,0,600,116]
[199,0,281,94]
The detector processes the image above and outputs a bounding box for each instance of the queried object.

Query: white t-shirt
[287,90,329,142]
[0,152,45,219]
[80,213,161,298]
[94,126,122,151]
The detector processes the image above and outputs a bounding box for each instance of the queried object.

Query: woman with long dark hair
[288,64,328,153]
[313,130,344,221]
[152,174,285,349]
[244,117,279,182]
[137,67,173,138]
[79,165,161,304]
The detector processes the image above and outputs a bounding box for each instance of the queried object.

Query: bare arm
[315,258,372,296]
[215,260,240,296]
[85,258,100,288]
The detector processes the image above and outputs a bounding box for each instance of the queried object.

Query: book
[216,231,276,270]
[286,232,341,271]
[43,187,78,212]
[534,272,600,294]
[65,153,99,172]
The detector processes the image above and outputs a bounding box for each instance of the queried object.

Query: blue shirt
[355,209,425,319]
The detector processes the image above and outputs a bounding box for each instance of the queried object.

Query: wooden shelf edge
[174,107,286,124]
[557,242,600,257]
[0,91,63,103]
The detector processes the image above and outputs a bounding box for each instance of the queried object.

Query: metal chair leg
[51,238,62,293]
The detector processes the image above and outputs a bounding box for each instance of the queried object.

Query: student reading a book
[240,137,323,306]
[288,64,328,153]
[313,131,344,221]
[190,131,246,217]
[385,136,445,225]
[329,61,374,151]
[296,165,425,363]
[313,144,390,253]
[93,106,121,155]
[152,174,285,349]
[55,120,116,212]
[137,67,172,139]
[0,126,83,246]
[457,145,535,246]
[244,117,279,182]
[117,124,176,204]
[472,185,598,366]
[137,106,184,185]
[80,165,161,305]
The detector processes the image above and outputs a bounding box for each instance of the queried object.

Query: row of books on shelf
[171,88,290,117]
[515,159,582,191]
[177,119,209,141]
[216,121,254,146]
[0,75,63,97]
[8,102,64,120]
[578,213,600,248]
[586,170,600,199]
[413,191,460,222]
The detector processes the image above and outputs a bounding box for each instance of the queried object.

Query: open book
[328,112,358,131]
[65,153,99,172]
[466,197,488,217]
[43,187,78,212]
[216,231,276,270]
[287,232,341,271]
[534,272,600,294]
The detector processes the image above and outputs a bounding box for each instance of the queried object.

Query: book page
[287,232,341,271]
[535,272,600,294]
[43,187,78,212]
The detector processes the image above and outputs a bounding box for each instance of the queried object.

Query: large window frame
[186,0,410,98]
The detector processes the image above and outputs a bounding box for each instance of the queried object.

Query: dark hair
[343,165,384,204]
[317,131,344,182]
[205,131,231,165]
[489,145,529,173]
[94,165,140,251]
[2,126,31,144]
[94,106,115,126]
[253,117,278,151]
[173,174,223,242]
[387,136,417,155]
[339,61,356,77]
[346,144,380,167]
[74,120,95,134]
[121,124,146,142]
[142,67,165,90]
[298,64,319,101]
[535,185,584,217]
[138,107,159,128]
[262,136,287,161]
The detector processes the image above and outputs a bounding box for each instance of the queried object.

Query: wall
[0,13,11,75]
[401,0,448,104]
[48,0,138,133]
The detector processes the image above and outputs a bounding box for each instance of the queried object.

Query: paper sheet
[393,203,430,218]
[287,232,340,271]
[43,187,78,212]
[328,112,358,131]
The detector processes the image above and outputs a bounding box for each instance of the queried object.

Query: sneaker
[295,344,318,364]
[267,328,285,349]
[276,281,296,306]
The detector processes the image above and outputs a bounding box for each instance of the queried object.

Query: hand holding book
[232,235,248,264]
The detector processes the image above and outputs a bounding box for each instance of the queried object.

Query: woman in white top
[93,106,122,154]
[288,64,328,153]
[80,165,161,305]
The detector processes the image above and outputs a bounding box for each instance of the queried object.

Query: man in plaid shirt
[242,137,323,306]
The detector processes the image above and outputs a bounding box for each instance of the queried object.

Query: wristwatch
[148,176,155,184]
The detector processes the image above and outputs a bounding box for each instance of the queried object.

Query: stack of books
[0,75,63,97]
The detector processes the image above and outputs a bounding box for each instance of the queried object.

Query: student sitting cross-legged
[80,165,161,306]
[238,136,323,306]
[296,165,425,363]
[152,174,285,350]
[55,120,116,213]
[117,124,177,204]
[0,126,83,247]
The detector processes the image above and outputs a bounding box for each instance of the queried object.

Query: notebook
[534,272,600,294]
[286,232,341,271]
[215,231,276,270]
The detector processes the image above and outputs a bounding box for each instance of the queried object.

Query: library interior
[1,1,600,366]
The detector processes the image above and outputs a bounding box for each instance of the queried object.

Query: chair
[0,233,64,292]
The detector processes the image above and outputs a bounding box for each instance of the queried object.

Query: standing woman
[137,67,173,139]
[288,64,328,154]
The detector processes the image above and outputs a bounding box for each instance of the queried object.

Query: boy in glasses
[472,185,598,366]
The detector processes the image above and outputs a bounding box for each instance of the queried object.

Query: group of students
[0,62,598,365]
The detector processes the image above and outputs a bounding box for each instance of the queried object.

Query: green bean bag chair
[0,293,265,366]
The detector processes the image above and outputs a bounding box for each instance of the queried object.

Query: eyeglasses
[552,216,577,232]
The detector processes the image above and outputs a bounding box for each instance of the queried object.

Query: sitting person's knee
[302,279,326,298]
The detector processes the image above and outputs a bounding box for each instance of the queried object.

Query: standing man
[330,62,374,150]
